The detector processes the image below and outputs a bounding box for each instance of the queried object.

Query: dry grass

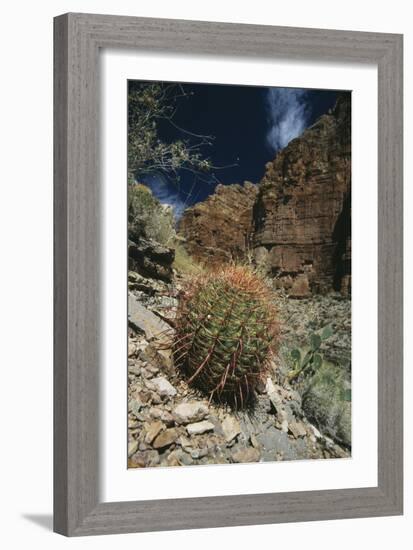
[172,242,203,275]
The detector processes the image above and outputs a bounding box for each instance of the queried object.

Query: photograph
[127,80,352,468]
[0,0,405,542]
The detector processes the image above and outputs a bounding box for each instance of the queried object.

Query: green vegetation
[285,325,351,447]
[128,182,201,275]
[128,183,175,246]
[127,82,229,276]
[300,360,351,447]
[172,241,203,275]
[173,265,279,407]
[288,324,333,382]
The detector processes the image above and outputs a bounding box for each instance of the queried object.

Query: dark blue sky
[131,81,346,217]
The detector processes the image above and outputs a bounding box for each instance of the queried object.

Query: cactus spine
[173,265,279,407]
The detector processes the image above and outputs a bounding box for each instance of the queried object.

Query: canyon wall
[253,94,351,296]
[179,95,351,296]
[178,182,258,266]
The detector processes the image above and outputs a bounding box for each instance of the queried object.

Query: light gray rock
[177,451,193,466]
[128,363,141,376]
[208,414,224,436]
[280,419,289,433]
[186,420,215,435]
[151,376,177,398]
[173,402,209,424]
[190,447,210,459]
[222,415,241,443]
[257,426,305,461]
[128,342,137,358]
[258,426,289,453]
[128,294,172,341]
[239,415,257,441]
[129,398,143,418]
[128,440,138,457]
[274,400,295,423]
[148,407,174,426]
[176,435,193,453]
[265,377,278,397]
[310,424,322,439]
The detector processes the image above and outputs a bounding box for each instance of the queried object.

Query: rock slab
[222,416,241,443]
[151,376,177,398]
[128,294,172,341]
[152,428,179,449]
[186,421,215,435]
[173,402,209,425]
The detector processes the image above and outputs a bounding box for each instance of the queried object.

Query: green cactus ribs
[173,265,279,408]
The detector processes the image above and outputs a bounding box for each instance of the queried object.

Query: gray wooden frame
[54,12,403,536]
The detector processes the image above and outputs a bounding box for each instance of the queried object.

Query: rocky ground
[127,269,350,469]
[274,289,351,371]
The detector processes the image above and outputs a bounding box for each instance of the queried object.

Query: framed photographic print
[54,13,403,536]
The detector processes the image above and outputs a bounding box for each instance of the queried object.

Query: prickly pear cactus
[173,265,279,407]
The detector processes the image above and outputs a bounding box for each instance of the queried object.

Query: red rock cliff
[179,94,351,296]
[178,182,258,266]
[253,94,351,296]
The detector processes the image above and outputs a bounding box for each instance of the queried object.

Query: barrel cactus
[173,265,279,407]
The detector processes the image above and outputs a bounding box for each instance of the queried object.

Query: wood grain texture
[377,32,403,507]
[53,14,69,536]
[53,13,403,536]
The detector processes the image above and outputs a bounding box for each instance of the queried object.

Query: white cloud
[142,174,186,220]
[265,88,310,153]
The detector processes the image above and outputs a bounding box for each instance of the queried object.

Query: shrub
[300,361,351,447]
[286,325,351,447]
[128,82,214,182]
[128,183,175,246]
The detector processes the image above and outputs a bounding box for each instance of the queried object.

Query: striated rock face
[178,95,351,296]
[253,94,351,295]
[129,238,175,282]
[178,181,258,266]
